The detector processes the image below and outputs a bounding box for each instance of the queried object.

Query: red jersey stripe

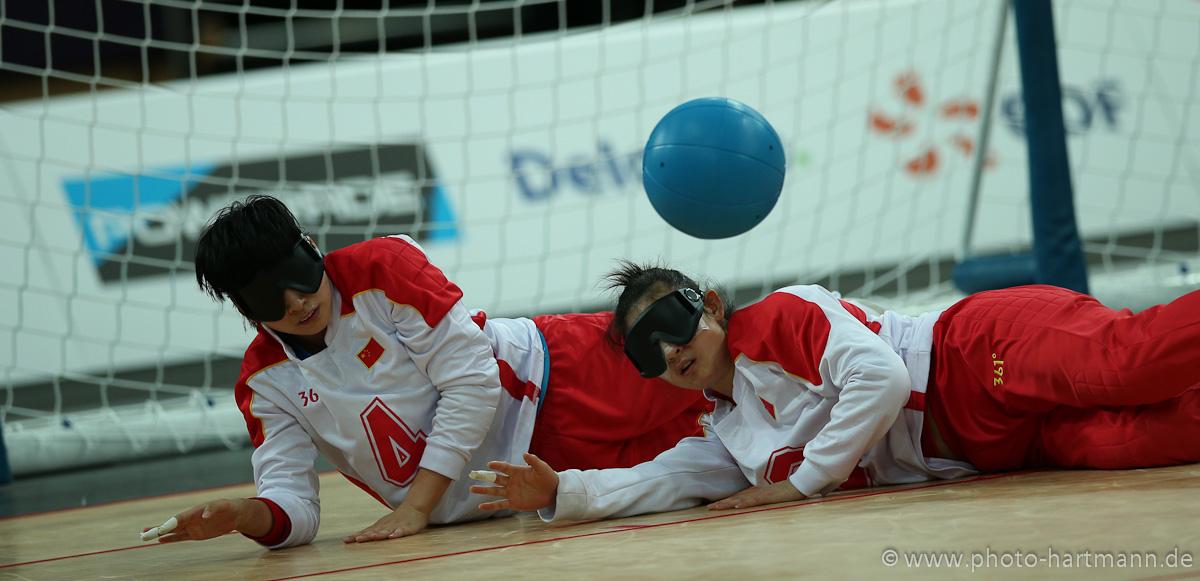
[905,390,926,411]
[339,472,391,508]
[236,335,288,448]
[838,299,882,334]
[728,292,830,386]
[325,236,464,328]
[497,359,539,402]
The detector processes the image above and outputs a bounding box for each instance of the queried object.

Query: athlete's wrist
[234,498,273,537]
[401,468,454,515]
[395,501,433,517]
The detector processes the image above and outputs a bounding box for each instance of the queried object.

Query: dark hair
[603,259,735,343]
[194,195,304,314]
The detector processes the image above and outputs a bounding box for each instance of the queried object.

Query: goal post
[954,0,1090,295]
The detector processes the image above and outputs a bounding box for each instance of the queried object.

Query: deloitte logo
[63,144,458,283]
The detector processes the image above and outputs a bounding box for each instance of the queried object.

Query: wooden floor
[2,465,1198,580]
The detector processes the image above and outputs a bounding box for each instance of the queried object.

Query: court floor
[2,465,1198,580]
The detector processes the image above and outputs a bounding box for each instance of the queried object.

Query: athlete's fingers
[486,461,524,475]
[345,524,388,543]
[468,470,510,486]
[523,452,553,473]
[344,527,376,543]
[477,498,510,511]
[708,489,752,510]
[708,497,748,510]
[350,527,391,542]
[469,485,507,497]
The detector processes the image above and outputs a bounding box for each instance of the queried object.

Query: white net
[966,0,1200,311]
[1044,0,1200,310]
[1,0,1196,476]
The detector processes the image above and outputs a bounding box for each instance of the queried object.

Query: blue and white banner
[0,0,1195,383]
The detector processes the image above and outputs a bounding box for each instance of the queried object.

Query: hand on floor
[708,480,805,510]
[343,504,429,543]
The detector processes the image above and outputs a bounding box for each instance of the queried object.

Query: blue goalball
[642,97,786,239]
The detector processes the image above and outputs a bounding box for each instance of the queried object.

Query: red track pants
[927,285,1200,471]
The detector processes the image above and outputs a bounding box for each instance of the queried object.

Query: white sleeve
[787,289,911,497]
[393,300,502,480]
[538,424,749,522]
[245,391,322,549]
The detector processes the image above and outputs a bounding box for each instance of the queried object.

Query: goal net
[1,0,1196,476]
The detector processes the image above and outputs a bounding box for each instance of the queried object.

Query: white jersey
[234,235,544,548]
[545,285,977,522]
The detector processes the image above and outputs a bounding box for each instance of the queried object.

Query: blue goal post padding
[953,253,1037,295]
[1013,0,1089,295]
[956,0,1090,295]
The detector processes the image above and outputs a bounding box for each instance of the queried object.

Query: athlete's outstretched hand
[470,452,559,512]
[148,498,270,543]
[707,480,805,510]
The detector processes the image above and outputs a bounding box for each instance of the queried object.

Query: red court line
[269,472,1024,581]
[0,531,241,571]
[0,543,162,570]
[0,471,1028,572]
[0,469,339,522]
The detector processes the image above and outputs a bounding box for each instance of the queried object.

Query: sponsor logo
[510,140,814,202]
[510,140,642,201]
[999,79,1121,136]
[869,71,1123,177]
[869,70,995,177]
[63,144,458,283]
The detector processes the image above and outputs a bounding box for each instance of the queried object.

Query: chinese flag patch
[357,337,384,368]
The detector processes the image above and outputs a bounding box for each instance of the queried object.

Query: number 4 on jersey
[765,445,871,491]
[360,397,428,487]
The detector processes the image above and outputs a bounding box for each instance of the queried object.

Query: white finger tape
[468,470,498,483]
[140,516,179,542]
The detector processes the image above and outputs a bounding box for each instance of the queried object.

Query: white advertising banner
[0,0,1196,384]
